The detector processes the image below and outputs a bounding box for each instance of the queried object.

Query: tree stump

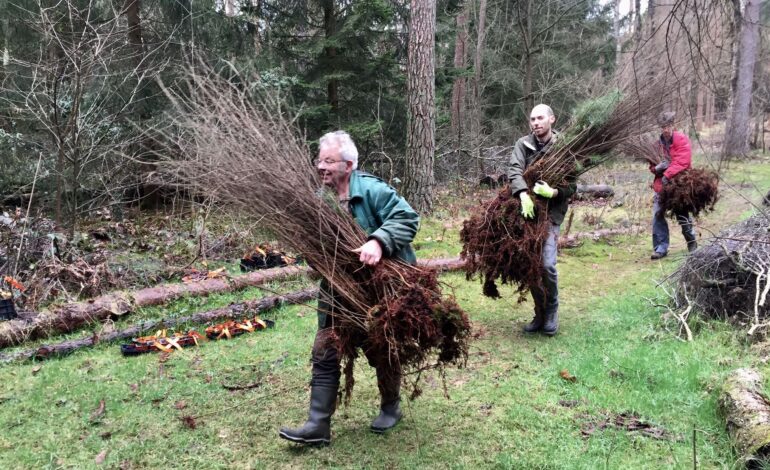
[719,368,770,466]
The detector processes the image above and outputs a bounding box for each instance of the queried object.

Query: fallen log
[575,184,614,199]
[0,265,311,349]
[558,226,641,249]
[419,257,466,272]
[0,288,318,363]
[719,368,770,466]
[0,258,466,349]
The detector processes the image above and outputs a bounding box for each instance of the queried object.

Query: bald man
[507,104,576,336]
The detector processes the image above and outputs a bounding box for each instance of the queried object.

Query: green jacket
[348,170,419,264]
[318,171,419,328]
[507,131,576,226]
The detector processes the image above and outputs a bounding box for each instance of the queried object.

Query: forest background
[0,0,768,224]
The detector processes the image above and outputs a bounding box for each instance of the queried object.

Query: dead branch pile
[672,214,770,332]
[154,62,470,398]
[462,86,670,297]
[0,212,116,307]
[658,168,720,217]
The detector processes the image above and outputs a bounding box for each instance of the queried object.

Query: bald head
[531,104,554,118]
[530,104,556,141]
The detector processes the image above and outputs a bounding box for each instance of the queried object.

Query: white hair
[319,130,359,170]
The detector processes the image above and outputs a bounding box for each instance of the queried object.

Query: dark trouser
[311,282,400,401]
[652,193,696,254]
[531,223,560,319]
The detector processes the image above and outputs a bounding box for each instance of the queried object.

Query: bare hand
[353,239,383,266]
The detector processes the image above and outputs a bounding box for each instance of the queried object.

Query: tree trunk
[719,368,770,465]
[450,3,469,148]
[123,0,148,117]
[125,0,144,61]
[647,0,655,32]
[471,0,488,175]
[0,265,311,349]
[613,0,622,72]
[322,0,339,113]
[403,0,437,214]
[722,0,761,159]
[634,0,642,41]
[574,184,615,199]
[522,0,534,112]
[0,288,319,363]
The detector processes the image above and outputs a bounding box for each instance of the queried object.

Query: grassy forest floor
[1,153,769,469]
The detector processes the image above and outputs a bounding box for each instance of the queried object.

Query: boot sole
[278,431,330,445]
[370,416,402,434]
[370,424,398,434]
[542,330,557,336]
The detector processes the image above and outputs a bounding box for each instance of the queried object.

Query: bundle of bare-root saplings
[462,88,665,298]
[155,62,470,399]
[658,168,719,217]
[672,214,770,334]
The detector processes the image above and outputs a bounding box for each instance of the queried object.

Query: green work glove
[533,181,557,199]
[519,192,535,219]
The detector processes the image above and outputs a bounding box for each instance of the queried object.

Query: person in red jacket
[649,111,697,260]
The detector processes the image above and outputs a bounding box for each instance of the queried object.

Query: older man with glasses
[279,130,419,446]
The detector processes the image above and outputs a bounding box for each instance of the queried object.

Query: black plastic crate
[0,298,17,321]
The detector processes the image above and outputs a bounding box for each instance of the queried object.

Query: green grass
[0,153,769,469]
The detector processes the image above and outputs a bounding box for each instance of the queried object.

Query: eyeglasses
[315,158,345,166]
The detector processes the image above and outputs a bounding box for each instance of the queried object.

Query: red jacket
[650,130,691,193]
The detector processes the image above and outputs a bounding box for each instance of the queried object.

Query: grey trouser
[531,223,560,317]
[652,193,696,254]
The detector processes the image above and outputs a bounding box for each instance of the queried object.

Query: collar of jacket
[347,170,373,202]
[523,130,559,151]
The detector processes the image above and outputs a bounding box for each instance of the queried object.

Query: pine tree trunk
[471,0,488,175]
[522,0,534,112]
[404,0,436,214]
[125,0,144,65]
[614,0,622,71]
[634,0,642,41]
[450,3,468,148]
[322,0,338,113]
[123,0,148,120]
[722,0,762,159]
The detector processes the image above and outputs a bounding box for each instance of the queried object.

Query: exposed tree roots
[658,168,720,218]
[460,187,550,300]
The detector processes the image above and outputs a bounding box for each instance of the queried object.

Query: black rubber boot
[542,310,559,336]
[371,399,402,434]
[523,305,544,333]
[279,386,337,445]
[687,240,697,252]
[371,373,402,434]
